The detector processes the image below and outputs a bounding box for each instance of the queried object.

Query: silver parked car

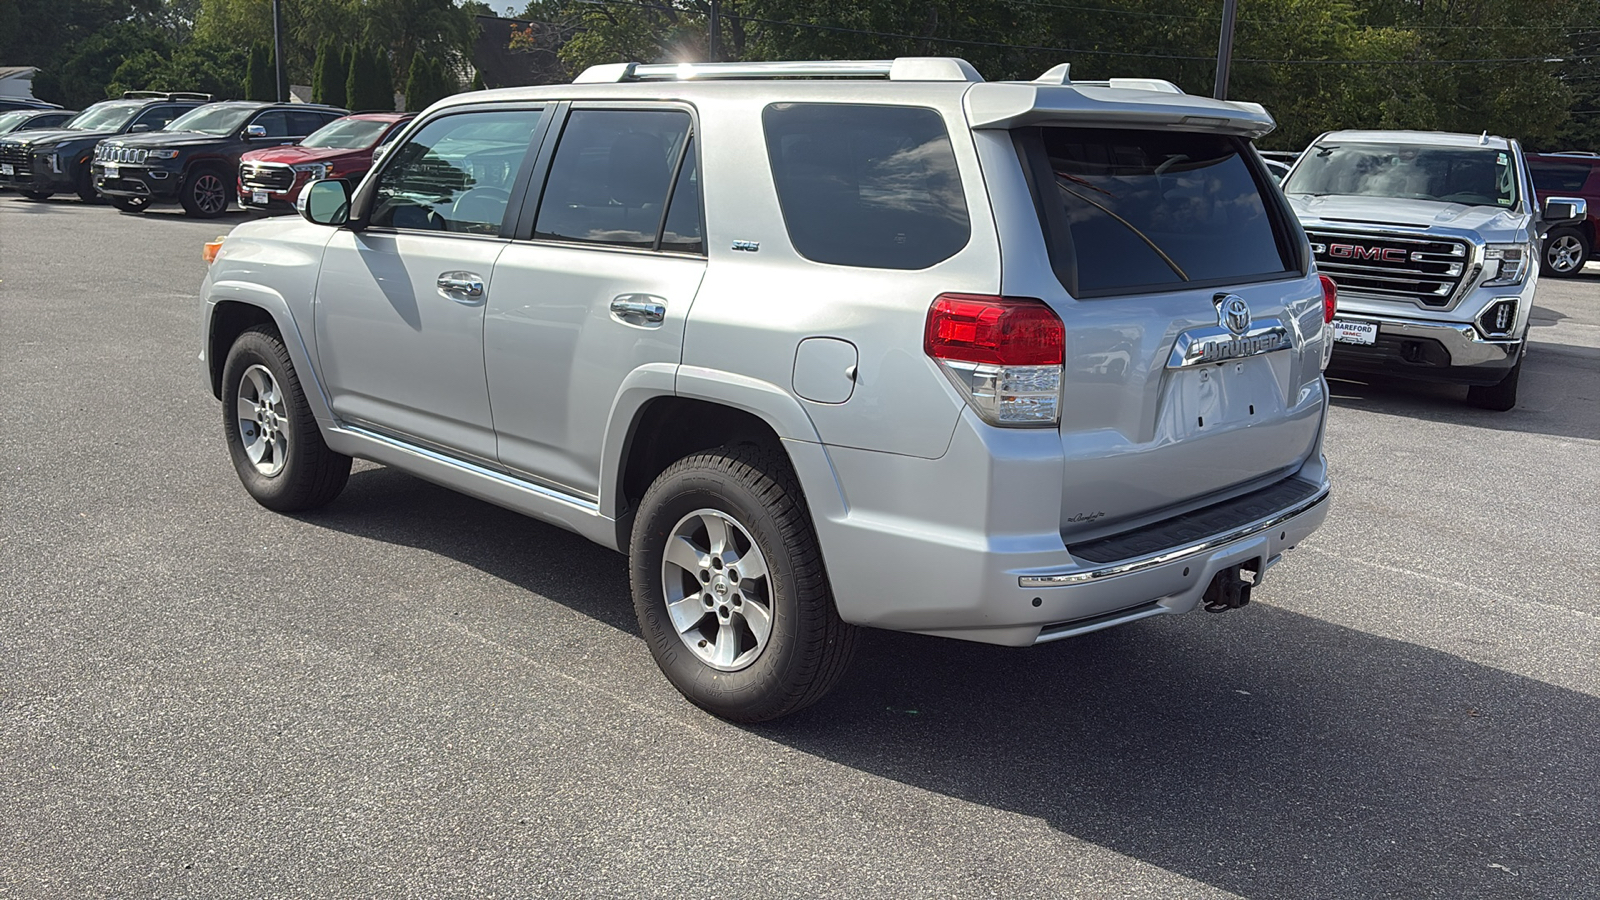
[200,58,1335,721]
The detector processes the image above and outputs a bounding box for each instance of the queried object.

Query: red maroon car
[237,112,413,210]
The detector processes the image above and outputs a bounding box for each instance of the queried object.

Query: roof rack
[121,91,214,102]
[573,57,982,84]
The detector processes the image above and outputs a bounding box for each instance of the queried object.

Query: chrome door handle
[437,271,485,303]
[609,294,667,326]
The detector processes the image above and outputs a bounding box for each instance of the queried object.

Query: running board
[324,425,620,551]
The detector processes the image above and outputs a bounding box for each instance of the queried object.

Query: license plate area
[252,190,268,205]
[0,163,12,176]
[1163,355,1289,438]
[103,163,119,177]
[1331,319,1378,345]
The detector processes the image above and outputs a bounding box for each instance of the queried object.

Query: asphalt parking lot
[2,195,1597,899]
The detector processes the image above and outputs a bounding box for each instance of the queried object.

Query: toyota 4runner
[200,58,1335,721]
[1283,130,1587,410]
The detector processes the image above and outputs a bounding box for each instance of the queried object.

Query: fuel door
[792,337,858,404]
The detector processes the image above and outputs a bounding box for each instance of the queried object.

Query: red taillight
[1319,274,1338,324]
[924,294,1064,366]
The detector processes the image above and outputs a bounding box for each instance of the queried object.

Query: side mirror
[244,124,267,140]
[1541,196,1588,223]
[298,178,351,226]
[127,124,151,134]
[371,142,391,165]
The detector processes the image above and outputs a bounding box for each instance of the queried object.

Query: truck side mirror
[127,124,151,134]
[1541,197,1588,223]
[298,179,351,226]
[244,124,268,139]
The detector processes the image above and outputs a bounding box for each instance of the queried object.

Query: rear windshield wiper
[1053,175,1189,282]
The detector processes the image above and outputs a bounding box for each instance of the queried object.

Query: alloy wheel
[236,364,290,477]
[193,172,228,215]
[660,508,774,671]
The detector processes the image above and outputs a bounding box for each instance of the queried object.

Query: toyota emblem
[1216,294,1251,336]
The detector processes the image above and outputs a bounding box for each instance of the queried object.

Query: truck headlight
[146,149,180,160]
[1482,243,1532,286]
[292,162,334,179]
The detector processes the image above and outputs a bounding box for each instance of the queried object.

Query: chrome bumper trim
[1336,311,1521,366]
[1019,485,1330,588]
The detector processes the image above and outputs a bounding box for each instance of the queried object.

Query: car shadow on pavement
[1326,345,1600,442]
[307,467,1598,900]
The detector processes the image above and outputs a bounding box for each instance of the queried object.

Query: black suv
[94,100,348,217]
[0,92,210,202]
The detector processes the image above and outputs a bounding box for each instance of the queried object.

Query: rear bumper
[1328,312,1520,385]
[807,404,1331,647]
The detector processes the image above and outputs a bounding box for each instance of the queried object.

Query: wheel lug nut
[733,597,742,607]
[699,569,710,583]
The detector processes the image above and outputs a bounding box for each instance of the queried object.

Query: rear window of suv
[1027,127,1294,296]
[764,103,970,270]
[1529,158,1594,193]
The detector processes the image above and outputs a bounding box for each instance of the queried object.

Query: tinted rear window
[764,103,969,270]
[1529,159,1592,193]
[1034,128,1291,295]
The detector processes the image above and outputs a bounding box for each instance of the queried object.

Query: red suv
[1528,151,1600,277]
[238,112,412,210]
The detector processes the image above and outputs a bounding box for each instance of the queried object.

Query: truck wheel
[221,326,351,511]
[1540,227,1589,277]
[630,443,858,722]
[181,166,231,218]
[20,189,52,200]
[110,196,149,213]
[1466,357,1522,412]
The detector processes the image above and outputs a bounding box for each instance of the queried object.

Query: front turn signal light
[203,236,225,265]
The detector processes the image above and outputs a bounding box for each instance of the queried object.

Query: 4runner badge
[1166,294,1292,369]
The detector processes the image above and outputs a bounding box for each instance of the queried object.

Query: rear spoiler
[965,82,1275,139]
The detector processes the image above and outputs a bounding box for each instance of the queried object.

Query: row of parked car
[0,91,412,217]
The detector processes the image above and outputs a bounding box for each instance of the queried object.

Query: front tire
[221,326,351,511]
[181,166,230,218]
[75,164,100,203]
[20,189,51,200]
[1466,356,1522,411]
[630,444,858,722]
[1541,226,1589,277]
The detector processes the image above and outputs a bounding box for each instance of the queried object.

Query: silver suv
[200,58,1334,721]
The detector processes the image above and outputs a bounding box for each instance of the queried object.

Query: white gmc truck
[1282,130,1587,410]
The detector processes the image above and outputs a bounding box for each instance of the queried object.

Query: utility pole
[708,0,721,63]
[1213,0,1237,100]
[272,0,285,102]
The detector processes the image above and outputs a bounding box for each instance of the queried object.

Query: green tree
[245,41,273,100]
[347,43,394,111]
[471,68,485,91]
[105,41,247,101]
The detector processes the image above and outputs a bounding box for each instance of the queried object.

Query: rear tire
[109,195,149,213]
[1466,356,1522,411]
[180,166,230,218]
[20,189,51,200]
[630,443,858,722]
[221,326,351,511]
[1540,226,1589,277]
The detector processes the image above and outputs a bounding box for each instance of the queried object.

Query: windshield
[0,111,28,132]
[165,105,254,136]
[1285,142,1518,208]
[302,117,391,150]
[65,102,142,132]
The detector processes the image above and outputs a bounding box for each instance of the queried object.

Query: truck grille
[1306,230,1475,308]
[95,145,149,164]
[240,162,294,192]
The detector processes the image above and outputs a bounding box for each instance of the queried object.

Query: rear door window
[763,103,969,270]
[533,108,693,249]
[250,110,292,138]
[1030,127,1294,296]
[1529,159,1593,193]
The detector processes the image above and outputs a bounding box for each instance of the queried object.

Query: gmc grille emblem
[1327,243,1408,263]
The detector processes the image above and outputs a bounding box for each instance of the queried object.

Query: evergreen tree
[404,50,428,111]
[311,40,326,102]
[347,44,394,112]
[470,69,485,92]
[433,57,456,100]
[244,42,272,102]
